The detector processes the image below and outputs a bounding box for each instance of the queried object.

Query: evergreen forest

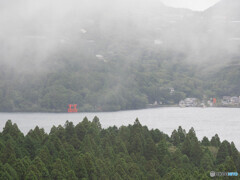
[0,117,239,179]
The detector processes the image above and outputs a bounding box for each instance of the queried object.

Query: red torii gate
[68,104,78,113]
[213,98,217,104]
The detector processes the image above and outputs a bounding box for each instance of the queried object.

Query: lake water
[0,107,239,150]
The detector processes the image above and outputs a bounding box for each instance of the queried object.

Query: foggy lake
[1,0,240,178]
[0,107,239,150]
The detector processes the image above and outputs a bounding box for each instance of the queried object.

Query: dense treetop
[0,117,239,179]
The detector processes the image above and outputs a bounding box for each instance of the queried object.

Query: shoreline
[1,105,240,113]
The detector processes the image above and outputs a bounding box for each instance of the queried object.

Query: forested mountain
[0,0,240,112]
[0,118,239,179]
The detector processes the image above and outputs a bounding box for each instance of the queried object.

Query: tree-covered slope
[0,49,205,112]
[0,118,239,179]
[0,0,240,112]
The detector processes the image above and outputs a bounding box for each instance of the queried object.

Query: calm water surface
[0,107,239,150]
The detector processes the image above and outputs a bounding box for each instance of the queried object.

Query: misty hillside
[0,0,240,112]
[205,0,240,19]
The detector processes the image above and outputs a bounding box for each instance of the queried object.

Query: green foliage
[182,136,191,157]
[74,154,88,179]
[66,170,78,180]
[216,141,229,165]
[51,159,66,179]
[202,136,210,146]
[13,159,27,179]
[210,134,221,147]
[0,50,214,112]
[200,152,214,170]
[171,130,180,146]
[224,156,237,172]
[3,163,18,180]
[32,156,50,179]
[0,117,239,179]
[25,170,38,180]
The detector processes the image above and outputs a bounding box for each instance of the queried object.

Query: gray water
[0,107,239,150]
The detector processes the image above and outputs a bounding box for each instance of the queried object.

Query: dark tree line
[0,117,239,179]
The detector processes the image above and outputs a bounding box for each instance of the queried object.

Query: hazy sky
[161,0,221,11]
